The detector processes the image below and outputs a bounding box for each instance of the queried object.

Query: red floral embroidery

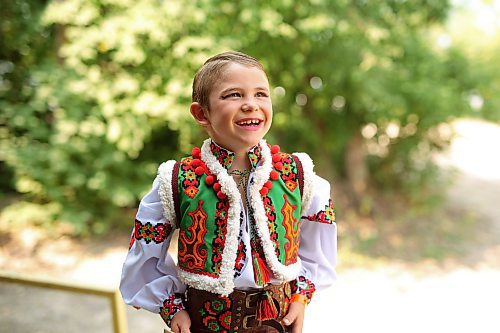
[199,297,232,332]
[303,199,335,224]
[210,199,230,272]
[203,317,221,332]
[290,275,316,304]
[180,157,201,198]
[234,230,246,277]
[185,186,198,198]
[159,294,185,327]
[210,140,263,170]
[263,195,280,258]
[281,194,299,265]
[132,219,173,245]
[210,141,234,169]
[247,144,262,169]
[219,310,232,329]
[276,152,299,193]
[178,200,211,275]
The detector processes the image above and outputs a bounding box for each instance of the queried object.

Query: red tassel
[253,255,271,286]
[256,291,278,321]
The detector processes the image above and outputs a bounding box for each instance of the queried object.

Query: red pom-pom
[192,159,202,167]
[205,175,215,185]
[270,171,279,180]
[264,180,273,189]
[213,182,221,192]
[270,145,280,154]
[259,187,269,196]
[217,191,226,200]
[191,147,201,159]
[274,162,283,171]
[195,166,205,176]
[272,154,281,163]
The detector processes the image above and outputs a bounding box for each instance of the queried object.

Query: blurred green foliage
[1,0,499,234]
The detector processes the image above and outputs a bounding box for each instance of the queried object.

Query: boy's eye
[221,92,241,99]
[256,92,269,97]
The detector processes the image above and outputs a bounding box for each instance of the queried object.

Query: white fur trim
[293,152,316,215]
[177,269,230,296]
[157,160,177,226]
[249,141,302,282]
[176,139,240,296]
[174,140,308,294]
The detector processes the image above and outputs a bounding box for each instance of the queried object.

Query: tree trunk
[344,131,368,204]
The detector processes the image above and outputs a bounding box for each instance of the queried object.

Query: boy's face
[203,63,273,153]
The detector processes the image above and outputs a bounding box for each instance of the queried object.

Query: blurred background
[1,0,499,332]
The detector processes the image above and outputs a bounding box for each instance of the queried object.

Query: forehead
[211,63,269,92]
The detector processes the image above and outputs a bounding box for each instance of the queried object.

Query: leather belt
[186,283,291,333]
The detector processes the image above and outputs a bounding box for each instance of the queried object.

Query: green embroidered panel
[176,151,303,276]
[264,160,302,265]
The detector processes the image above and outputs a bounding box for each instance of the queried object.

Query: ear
[190,102,210,126]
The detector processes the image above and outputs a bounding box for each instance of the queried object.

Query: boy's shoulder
[157,146,316,176]
[156,144,321,215]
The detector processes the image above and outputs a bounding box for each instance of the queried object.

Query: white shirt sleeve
[119,177,186,313]
[298,174,338,291]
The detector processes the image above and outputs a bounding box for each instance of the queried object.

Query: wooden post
[0,270,127,333]
[111,289,128,333]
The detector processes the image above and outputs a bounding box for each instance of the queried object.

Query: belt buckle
[245,291,261,308]
[243,314,261,329]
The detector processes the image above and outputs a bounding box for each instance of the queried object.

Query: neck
[230,150,251,172]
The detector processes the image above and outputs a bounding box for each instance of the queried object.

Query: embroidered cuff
[290,294,308,306]
[159,294,186,327]
[290,275,316,304]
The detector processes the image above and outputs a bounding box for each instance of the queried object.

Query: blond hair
[192,51,265,109]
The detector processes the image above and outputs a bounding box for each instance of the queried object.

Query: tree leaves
[1,0,498,232]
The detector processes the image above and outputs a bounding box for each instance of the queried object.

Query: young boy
[120,51,337,333]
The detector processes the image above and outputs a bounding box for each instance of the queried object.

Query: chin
[243,137,264,146]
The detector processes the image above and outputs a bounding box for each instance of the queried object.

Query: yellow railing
[0,270,127,333]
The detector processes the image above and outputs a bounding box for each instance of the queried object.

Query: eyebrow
[219,86,270,95]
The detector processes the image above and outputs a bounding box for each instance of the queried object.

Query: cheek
[265,104,273,118]
[213,112,233,126]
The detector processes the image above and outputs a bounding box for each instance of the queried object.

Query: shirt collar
[209,140,263,170]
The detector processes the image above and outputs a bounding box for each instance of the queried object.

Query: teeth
[238,120,260,125]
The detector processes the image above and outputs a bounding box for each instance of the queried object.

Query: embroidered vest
[157,139,315,296]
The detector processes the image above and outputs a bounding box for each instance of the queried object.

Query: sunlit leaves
[1,0,498,233]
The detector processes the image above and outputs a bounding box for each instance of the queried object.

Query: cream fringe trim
[249,142,301,282]
[177,139,241,296]
[170,140,313,294]
[157,160,177,226]
[292,152,316,215]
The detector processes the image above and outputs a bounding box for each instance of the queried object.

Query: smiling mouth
[236,119,262,126]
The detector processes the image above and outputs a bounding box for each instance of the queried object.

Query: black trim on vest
[172,161,181,227]
[291,154,304,198]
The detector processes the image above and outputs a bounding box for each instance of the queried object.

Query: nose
[241,101,259,112]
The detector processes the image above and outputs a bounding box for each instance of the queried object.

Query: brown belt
[185,283,292,333]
